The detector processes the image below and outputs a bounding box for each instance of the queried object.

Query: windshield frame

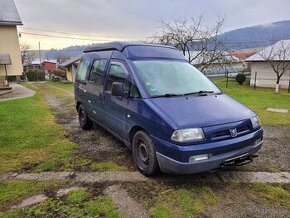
[130,59,223,99]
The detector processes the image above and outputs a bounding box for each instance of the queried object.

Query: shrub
[20,73,27,81]
[235,73,246,85]
[24,70,45,81]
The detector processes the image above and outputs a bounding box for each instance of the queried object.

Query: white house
[60,55,81,82]
[245,40,290,89]
[185,51,243,76]
[0,0,23,87]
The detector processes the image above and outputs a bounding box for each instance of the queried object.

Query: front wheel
[132,131,158,176]
[78,105,93,130]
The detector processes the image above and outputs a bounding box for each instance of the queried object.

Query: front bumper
[152,129,263,174]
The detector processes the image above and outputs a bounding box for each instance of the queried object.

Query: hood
[151,94,256,128]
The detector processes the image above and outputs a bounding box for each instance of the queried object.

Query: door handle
[79,87,86,93]
[99,92,104,101]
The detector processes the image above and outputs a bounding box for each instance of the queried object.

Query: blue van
[75,42,263,176]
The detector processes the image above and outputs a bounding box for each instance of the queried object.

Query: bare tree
[20,43,35,65]
[260,40,290,93]
[152,16,228,72]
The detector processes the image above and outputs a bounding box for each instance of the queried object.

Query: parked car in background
[75,42,263,176]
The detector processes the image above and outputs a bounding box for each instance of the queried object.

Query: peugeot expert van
[75,42,263,176]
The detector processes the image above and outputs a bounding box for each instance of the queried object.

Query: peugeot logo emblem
[229,128,238,137]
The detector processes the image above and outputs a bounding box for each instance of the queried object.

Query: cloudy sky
[14,0,290,49]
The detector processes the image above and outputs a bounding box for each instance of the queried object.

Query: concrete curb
[0,83,35,102]
[1,171,290,184]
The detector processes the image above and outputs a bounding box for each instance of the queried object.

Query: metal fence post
[288,78,290,93]
[254,71,257,90]
[226,71,229,88]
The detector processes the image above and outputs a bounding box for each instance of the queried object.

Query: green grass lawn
[1,82,128,174]
[0,181,60,213]
[1,185,122,217]
[212,78,290,126]
[124,182,290,217]
[149,186,217,218]
[0,89,77,175]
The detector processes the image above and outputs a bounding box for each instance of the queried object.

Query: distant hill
[40,20,290,60]
[44,45,86,61]
[219,20,290,50]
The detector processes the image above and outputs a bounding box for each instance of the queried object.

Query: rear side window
[76,59,91,81]
[105,63,129,91]
[88,59,107,85]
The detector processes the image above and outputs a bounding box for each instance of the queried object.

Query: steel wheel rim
[80,110,85,125]
[137,140,149,166]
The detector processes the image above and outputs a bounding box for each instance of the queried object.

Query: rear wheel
[78,105,93,130]
[132,131,158,176]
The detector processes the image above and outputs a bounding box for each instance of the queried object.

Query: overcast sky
[14,0,290,49]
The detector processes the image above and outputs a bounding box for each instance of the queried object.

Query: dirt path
[104,185,150,218]
[242,125,290,172]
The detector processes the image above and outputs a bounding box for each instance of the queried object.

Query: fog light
[189,154,209,162]
[255,138,262,145]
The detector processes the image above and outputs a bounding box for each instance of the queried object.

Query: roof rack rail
[83,41,175,53]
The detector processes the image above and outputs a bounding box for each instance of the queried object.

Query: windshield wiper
[184,90,215,96]
[151,91,222,98]
[151,93,184,98]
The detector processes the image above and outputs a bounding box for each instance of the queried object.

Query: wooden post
[4,64,9,87]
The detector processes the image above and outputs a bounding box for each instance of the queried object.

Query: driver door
[102,61,130,137]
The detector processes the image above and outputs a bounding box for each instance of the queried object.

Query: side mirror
[111,82,126,97]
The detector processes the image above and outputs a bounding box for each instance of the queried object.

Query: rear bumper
[152,128,263,174]
[156,140,262,174]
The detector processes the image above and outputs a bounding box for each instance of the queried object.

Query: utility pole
[226,70,229,88]
[254,71,257,90]
[288,71,290,93]
[38,41,41,82]
[38,41,41,65]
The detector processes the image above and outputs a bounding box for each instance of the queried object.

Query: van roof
[83,41,177,53]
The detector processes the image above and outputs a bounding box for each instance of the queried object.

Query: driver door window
[105,62,129,92]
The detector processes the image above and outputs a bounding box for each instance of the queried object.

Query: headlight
[251,116,261,129]
[171,128,205,142]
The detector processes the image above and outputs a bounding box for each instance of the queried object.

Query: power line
[18,26,145,39]
[20,31,120,42]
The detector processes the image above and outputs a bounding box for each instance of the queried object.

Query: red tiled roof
[232,51,256,60]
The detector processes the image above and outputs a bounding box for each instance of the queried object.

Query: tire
[132,131,158,176]
[78,105,93,130]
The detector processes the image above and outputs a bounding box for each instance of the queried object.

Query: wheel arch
[129,126,148,143]
[76,101,81,111]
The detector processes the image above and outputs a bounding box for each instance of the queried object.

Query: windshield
[132,60,221,97]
